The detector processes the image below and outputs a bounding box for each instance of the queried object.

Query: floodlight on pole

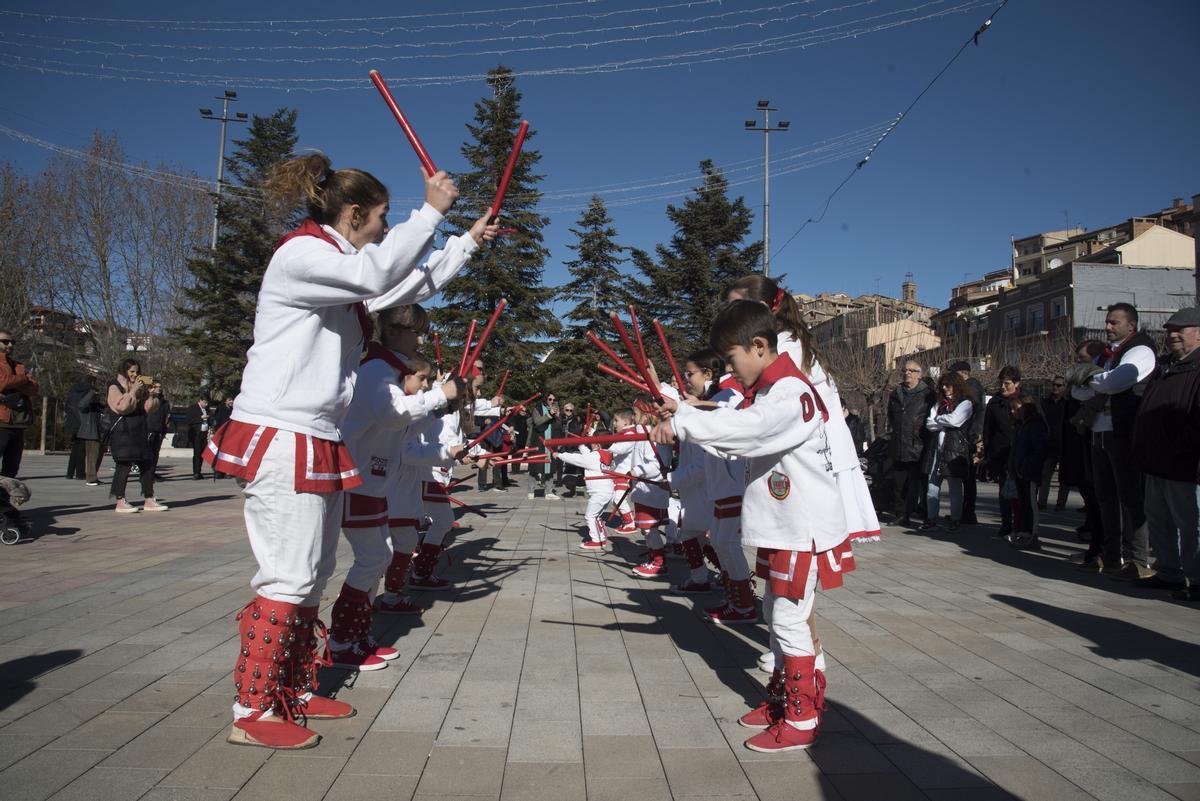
[199,89,250,251]
[743,100,789,278]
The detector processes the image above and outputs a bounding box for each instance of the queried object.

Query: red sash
[203,419,362,493]
[755,538,856,600]
[275,218,373,345]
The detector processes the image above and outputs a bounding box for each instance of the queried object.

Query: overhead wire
[770,0,1009,260]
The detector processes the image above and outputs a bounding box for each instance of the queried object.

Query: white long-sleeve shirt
[924,399,973,450]
[672,353,846,552]
[1087,339,1156,433]
[702,377,746,506]
[232,207,478,440]
[777,331,856,474]
[341,351,449,497]
[556,448,613,498]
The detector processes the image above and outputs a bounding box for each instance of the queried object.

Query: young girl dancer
[206,153,496,749]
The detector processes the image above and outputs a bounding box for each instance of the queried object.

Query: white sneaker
[527,492,535,500]
[143,498,169,512]
[545,492,561,501]
[757,650,774,674]
[114,499,139,514]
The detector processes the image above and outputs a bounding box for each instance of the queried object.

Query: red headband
[770,287,786,314]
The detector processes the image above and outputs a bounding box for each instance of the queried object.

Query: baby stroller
[1,475,32,545]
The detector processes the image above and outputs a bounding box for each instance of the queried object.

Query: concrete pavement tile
[49,710,166,751]
[499,762,584,801]
[0,733,54,771]
[742,758,844,801]
[325,773,419,801]
[582,734,664,779]
[925,789,1018,801]
[1,698,113,738]
[230,754,346,801]
[133,787,236,801]
[414,745,506,797]
[967,755,1096,801]
[806,732,898,774]
[160,733,272,789]
[878,742,994,788]
[1157,783,1200,801]
[506,717,581,763]
[342,731,434,776]
[46,766,167,801]
[100,723,216,770]
[583,776,672,801]
[658,746,756,797]
[0,748,107,801]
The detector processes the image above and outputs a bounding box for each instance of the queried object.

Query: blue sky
[1,0,1197,312]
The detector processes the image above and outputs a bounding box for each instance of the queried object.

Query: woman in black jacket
[1008,394,1049,550]
[105,359,167,513]
[65,376,95,480]
[922,373,975,532]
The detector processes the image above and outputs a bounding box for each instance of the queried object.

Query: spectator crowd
[884,302,1200,602]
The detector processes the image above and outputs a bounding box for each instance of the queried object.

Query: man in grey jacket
[887,360,935,526]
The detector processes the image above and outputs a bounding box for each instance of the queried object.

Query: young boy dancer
[554,436,615,549]
[623,405,673,578]
[653,300,854,753]
[606,409,638,534]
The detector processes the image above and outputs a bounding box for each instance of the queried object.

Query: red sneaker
[299,694,356,720]
[703,601,730,616]
[328,643,388,671]
[228,711,319,749]
[707,606,758,626]
[744,720,818,752]
[614,524,638,535]
[408,574,453,591]
[374,595,424,615]
[579,539,608,549]
[632,560,666,578]
[739,669,783,729]
[362,636,399,662]
[671,579,713,594]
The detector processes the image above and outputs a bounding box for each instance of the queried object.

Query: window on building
[1050,297,1067,319]
[1006,311,1021,332]
[1027,305,1044,332]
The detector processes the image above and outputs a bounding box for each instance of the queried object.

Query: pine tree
[173,109,298,396]
[431,66,558,399]
[637,160,762,351]
[546,195,641,407]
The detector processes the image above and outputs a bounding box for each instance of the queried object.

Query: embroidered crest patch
[370,456,388,477]
[767,471,791,500]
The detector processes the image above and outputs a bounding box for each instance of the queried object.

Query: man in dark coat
[183,397,211,480]
[982,365,1021,537]
[1039,376,1070,510]
[1131,307,1200,601]
[887,360,935,526]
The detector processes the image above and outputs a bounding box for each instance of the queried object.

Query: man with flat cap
[1132,307,1200,602]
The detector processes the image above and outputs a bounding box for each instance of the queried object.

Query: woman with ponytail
[205,153,498,750]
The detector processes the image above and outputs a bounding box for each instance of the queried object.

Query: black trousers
[112,459,155,500]
[0,427,23,478]
[192,432,208,477]
[962,466,978,521]
[67,436,87,479]
[891,460,924,520]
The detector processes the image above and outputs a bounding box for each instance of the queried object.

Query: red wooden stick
[584,402,592,433]
[490,120,529,219]
[466,299,507,370]
[587,331,642,381]
[433,333,442,368]
[543,432,648,449]
[609,312,663,401]
[496,369,510,397]
[652,318,687,396]
[600,469,668,489]
[597,362,650,394]
[457,319,477,378]
[369,70,437,177]
[447,495,487,517]
[464,392,541,451]
[490,455,549,467]
[628,305,649,369]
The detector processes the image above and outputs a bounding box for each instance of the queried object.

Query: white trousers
[423,499,454,547]
[765,559,818,664]
[585,487,614,542]
[243,432,343,606]
[712,515,750,581]
[343,523,391,593]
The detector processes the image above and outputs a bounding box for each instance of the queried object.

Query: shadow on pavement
[0,650,84,712]
[991,593,1200,678]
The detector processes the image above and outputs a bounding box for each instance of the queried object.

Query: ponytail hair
[685,347,724,400]
[725,274,818,373]
[265,151,389,226]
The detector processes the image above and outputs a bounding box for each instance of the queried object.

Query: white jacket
[556,448,613,497]
[702,376,746,506]
[341,350,449,497]
[232,207,478,440]
[672,353,846,552]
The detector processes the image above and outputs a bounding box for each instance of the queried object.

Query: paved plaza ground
[1,453,1199,801]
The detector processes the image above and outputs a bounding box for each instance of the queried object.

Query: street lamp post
[199,90,249,251]
[744,100,789,278]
